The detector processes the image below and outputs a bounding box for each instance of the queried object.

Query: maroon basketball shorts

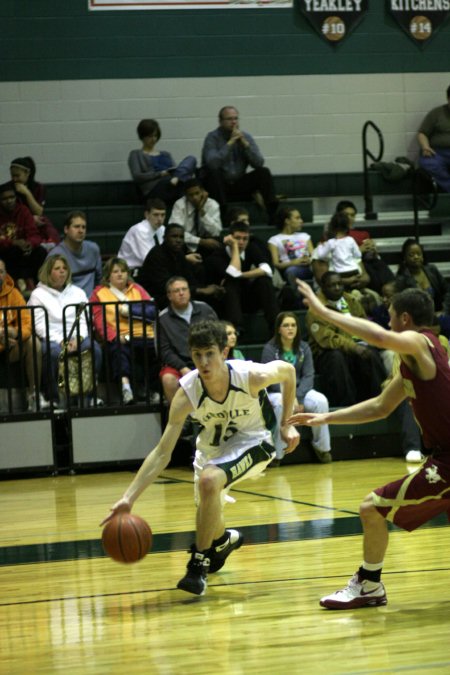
[372,455,450,531]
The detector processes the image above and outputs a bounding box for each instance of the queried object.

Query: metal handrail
[362,120,384,220]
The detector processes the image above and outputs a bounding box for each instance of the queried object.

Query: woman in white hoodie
[28,254,101,403]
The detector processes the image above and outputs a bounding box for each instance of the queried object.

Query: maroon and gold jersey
[400,330,450,453]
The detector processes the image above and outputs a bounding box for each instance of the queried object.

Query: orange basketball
[102,513,152,564]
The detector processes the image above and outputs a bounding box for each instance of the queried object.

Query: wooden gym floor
[1,458,450,675]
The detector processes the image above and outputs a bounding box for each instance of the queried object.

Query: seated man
[306,271,386,406]
[169,179,222,255]
[118,198,166,274]
[49,210,102,297]
[201,106,278,221]
[0,257,46,410]
[138,223,224,310]
[0,183,46,289]
[158,276,217,402]
[205,222,279,336]
[417,84,450,193]
[226,205,272,265]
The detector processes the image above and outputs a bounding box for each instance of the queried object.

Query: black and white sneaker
[177,547,210,595]
[208,529,244,573]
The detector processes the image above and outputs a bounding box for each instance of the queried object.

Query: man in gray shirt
[158,276,217,403]
[417,84,450,192]
[48,210,102,296]
[201,106,278,221]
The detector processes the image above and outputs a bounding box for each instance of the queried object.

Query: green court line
[0,513,448,568]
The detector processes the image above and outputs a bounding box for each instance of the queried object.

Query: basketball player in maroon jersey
[289,280,450,609]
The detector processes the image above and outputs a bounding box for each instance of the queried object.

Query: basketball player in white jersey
[102,320,299,595]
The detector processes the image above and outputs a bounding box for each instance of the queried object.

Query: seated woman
[268,207,313,288]
[27,254,101,405]
[396,238,450,314]
[9,157,60,249]
[128,119,197,204]
[261,311,332,464]
[90,257,159,405]
[223,321,245,360]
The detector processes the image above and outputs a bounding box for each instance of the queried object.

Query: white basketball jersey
[180,360,275,462]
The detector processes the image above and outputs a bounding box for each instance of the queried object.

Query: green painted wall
[1,1,449,82]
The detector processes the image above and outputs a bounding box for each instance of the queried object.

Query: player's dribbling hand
[100,498,132,526]
[280,424,300,454]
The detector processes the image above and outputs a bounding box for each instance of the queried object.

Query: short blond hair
[38,254,72,288]
[102,257,130,285]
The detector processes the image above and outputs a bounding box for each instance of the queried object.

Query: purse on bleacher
[57,304,94,396]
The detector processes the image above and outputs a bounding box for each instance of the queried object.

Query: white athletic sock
[362,560,383,572]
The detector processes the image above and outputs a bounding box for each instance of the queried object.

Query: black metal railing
[85,299,159,409]
[362,120,384,220]
[1,300,160,417]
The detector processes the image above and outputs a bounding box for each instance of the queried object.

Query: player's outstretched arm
[296,279,425,356]
[288,373,406,428]
[249,360,300,454]
[101,388,193,525]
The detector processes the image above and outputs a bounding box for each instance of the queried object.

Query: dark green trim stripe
[1,513,448,568]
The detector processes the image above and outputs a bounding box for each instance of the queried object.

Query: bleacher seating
[2,173,449,475]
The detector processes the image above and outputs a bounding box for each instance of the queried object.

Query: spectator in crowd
[0,183,46,289]
[306,271,386,406]
[261,311,332,464]
[396,238,450,314]
[268,206,313,288]
[334,200,370,247]
[0,257,46,411]
[158,276,217,402]
[49,210,102,297]
[90,257,159,406]
[226,205,272,266]
[201,106,278,221]
[128,118,196,203]
[315,212,363,282]
[169,179,222,255]
[417,84,450,192]
[226,205,250,227]
[313,212,374,306]
[138,223,224,310]
[205,222,279,336]
[223,321,245,360]
[118,198,166,274]
[333,201,394,296]
[28,254,101,405]
[9,157,59,248]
